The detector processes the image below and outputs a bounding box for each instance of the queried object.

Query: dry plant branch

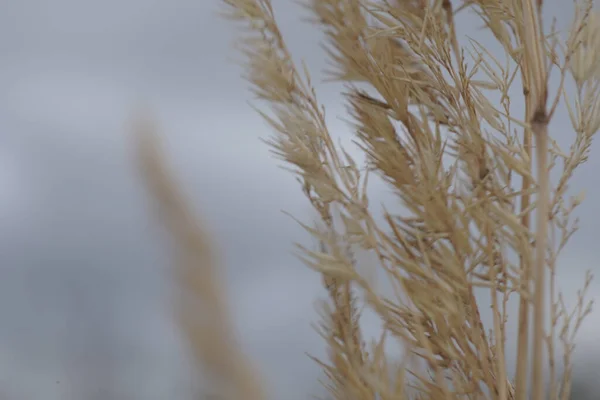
[138,0,599,399]
[215,0,598,398]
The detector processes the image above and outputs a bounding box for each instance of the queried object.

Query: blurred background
[0,0,597,399]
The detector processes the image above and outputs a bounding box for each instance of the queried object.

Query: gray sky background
[0,1,598,399]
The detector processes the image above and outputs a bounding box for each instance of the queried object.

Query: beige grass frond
[133,113,267,400]
[214,0,597,398]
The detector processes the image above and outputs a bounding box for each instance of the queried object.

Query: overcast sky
[0,0,598,399]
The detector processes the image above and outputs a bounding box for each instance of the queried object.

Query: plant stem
[514,88,532,400]
[531,110,549,400]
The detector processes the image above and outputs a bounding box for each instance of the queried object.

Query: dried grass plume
[138,0,599,399]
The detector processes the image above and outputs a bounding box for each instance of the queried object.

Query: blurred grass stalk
[134,114,266,400]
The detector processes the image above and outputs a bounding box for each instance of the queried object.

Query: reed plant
[137,0,598,399]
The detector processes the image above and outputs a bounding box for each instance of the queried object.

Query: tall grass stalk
[138,0,598,399]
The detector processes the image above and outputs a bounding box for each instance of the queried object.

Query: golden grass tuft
[137,0,599,399]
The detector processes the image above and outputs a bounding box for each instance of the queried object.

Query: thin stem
[514,87,532,400]
[519,0,549,396]
[531,112,549,400]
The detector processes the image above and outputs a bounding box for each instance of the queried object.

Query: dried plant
[134,114,266,400]
[138,0,599,399]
